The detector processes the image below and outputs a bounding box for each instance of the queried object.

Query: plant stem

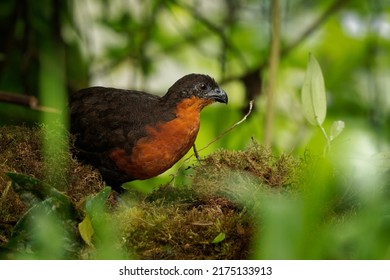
[263,0,281,147]
[318,124,331,155]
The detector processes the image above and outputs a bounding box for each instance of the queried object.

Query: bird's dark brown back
[70,86,176,187]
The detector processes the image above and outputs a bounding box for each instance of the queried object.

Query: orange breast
[109,97,213,179]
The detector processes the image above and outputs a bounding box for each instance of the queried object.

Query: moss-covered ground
[0,125,306,259]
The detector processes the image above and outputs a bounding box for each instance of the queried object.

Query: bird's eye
[199,83,207,91]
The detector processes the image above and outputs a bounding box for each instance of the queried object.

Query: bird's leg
[192,144,201,163]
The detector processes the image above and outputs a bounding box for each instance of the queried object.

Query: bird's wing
[70,86,166,154]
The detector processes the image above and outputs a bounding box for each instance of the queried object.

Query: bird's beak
[205,88,228,104]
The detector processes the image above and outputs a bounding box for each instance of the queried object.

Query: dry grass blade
[198,100,254,154]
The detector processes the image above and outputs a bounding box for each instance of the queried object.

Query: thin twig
[171,100,254,184]
[0,91,38,108]
[197,100,254,154]
[0,90,61,114]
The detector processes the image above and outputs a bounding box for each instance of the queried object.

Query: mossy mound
[0,125,104,247]
[192,143,302,204]
[115,184,253,259]
[113,144,303,259]
[0,125,104,200]
[0,125,303,259]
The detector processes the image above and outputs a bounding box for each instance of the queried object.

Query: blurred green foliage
[1,0,390,259]
[1,1,389,143]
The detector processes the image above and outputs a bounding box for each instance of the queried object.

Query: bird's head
[164,74,228,106]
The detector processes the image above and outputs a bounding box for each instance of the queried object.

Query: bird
[70,73,228,192]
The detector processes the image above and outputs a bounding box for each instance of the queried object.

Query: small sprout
[301,53,345,155]
[330,120,345,141]
[212,232,226,244]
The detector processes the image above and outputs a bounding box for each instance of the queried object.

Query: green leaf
[79,187,111,248]
[212,232,226,244]
[78,215,94,247]
[4,173,80,258]
[12,198,69,237]
[79,187,111,247]
[85,186,111,215]
[8,197,80,258]
[6,172,71,208]
[301,53,327,126]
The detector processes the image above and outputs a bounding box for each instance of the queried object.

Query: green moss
[114,200,253,259]
[192,142,303,206]
[0,125,302,259]
[114,142,302,259]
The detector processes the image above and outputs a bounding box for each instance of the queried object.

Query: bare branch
[0,91,61,114]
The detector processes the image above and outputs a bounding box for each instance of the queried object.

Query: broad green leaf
[78,215,94,247]
[85,186,111,215]
[13,197,67,236]
[212,232,226,244]
[9,197,79,258]
[79,187,111,247]
[301,53,327,126]
[6,172,71,208]
[5,173,80,257]
[81,187,111,247]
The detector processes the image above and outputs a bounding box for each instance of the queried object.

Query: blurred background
[1,0,389,154]
[1,0,390,260]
